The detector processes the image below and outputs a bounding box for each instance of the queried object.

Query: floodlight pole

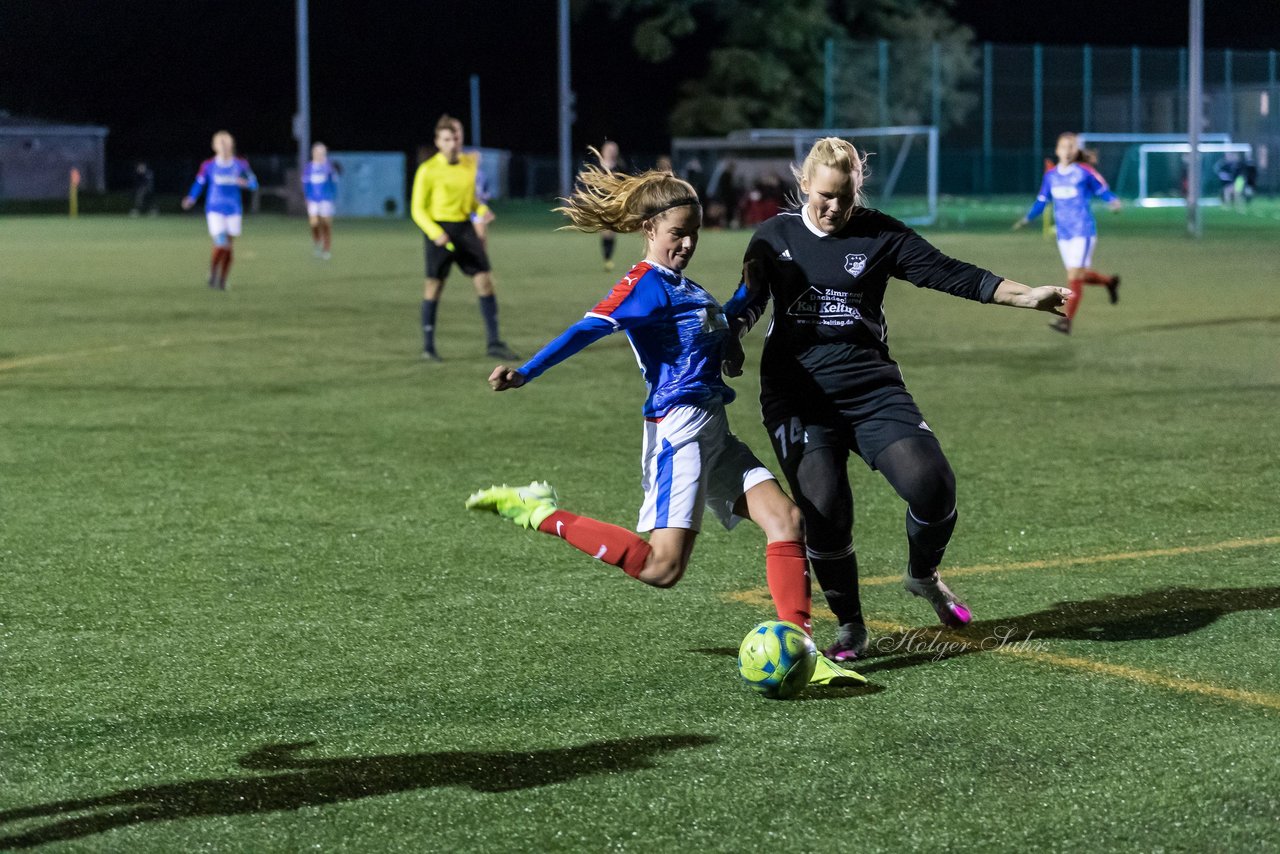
[470,74,482,147]
[558,0,575,197]
[295,0,311,181]
[1187,0,1203,237]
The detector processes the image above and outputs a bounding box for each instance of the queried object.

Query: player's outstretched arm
[488,366,526,391]
[991,280,1072,316]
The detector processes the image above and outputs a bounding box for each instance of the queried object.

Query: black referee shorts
[424,220,490,279]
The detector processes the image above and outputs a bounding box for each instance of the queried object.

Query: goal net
[672,126,939,227]
[1077,133,1246,207]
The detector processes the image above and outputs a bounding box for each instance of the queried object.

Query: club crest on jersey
[844,253,867,278]
[786,286,862,326]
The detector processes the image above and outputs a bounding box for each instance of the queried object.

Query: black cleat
[486,341,519,360]
[824,622,870,663]
[1049,317,1072,335]
[1106,275,1121,304]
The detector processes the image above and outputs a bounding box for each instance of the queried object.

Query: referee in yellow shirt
[412,114,516,361]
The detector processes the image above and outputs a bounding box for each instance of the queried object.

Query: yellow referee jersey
[410,152,491,241]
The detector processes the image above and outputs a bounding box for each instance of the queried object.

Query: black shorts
[763,384,939,470]
[424,221,490,279]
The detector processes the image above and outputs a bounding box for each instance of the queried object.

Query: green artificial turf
[1,203,1277,851]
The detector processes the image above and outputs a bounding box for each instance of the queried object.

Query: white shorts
[637,401,776,533]
[1056,235,1095,269]
[206,212,243,238]
[307,200,335,218]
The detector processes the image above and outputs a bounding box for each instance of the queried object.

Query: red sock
[219,247,234,282]
[310,224,321,243]
[209,247,224,279]
[1080,269,1112,285]
[765,541,812,635]
[1065,278,1084,320]
[321,222,331,251]
[537,510,652,579]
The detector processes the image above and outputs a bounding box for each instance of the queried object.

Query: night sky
[2,0,1277,164]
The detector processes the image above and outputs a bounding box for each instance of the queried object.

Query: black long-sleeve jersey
[731,206,1003,403]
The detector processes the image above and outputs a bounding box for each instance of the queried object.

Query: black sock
[906,506,957,579]
[602,235,615,261]
[807,543,864,626]
[477,294,500,345]
[421,300,438,352]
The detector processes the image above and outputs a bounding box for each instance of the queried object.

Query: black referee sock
[421,299,438,353]
[905,506,958,579]
[477,294,500,345]
[601,235,616,261]
[807,543,864,627]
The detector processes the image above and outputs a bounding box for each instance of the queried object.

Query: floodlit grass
[2,203,1277,851]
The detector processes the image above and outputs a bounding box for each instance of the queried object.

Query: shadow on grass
[856,585,1280,674]
[0,735,715,849]
[1131,314,1280,334]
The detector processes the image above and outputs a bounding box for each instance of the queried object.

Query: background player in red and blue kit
[465,162,862,687]
[303,142,339,259]
[728,138,1069,662]
[182,131,258,290]
[1015,132,1122,334]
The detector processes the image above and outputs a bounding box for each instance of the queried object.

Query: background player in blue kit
[728,137,1070,662]
[182,130,258,290]
[1015,132,1122,335]
[465,161,862,686]
[303,142,339,259]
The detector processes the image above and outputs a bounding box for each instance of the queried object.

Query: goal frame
[672,125,940,226]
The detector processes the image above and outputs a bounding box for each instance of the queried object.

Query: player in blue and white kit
[1016,132,1122,334]
[303,142,339,259]
[182,131,258,290]
[465,163,863,686]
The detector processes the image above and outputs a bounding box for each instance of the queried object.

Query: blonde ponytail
[557,149,700,233]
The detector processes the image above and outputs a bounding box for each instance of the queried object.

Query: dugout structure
[673,126,939,227]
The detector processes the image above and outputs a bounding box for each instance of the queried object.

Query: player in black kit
[725,137,1070,662]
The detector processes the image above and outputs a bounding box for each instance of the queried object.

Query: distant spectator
[1215,153,1241,207]
[682,157,707,201]
[590,140,625,271]
[739,173,785,228]
[707,160,740,229]
[130,161,156,217]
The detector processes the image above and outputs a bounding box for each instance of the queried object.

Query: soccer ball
[737,620,817,699]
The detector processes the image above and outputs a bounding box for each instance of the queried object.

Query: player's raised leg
[465,481,668,584]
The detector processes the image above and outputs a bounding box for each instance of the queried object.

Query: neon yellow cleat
[465,481,559,530]
[809,655,867,687]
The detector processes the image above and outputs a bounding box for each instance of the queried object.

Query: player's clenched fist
[488,365,526,391]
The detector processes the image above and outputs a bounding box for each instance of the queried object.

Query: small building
[0,113,108,200]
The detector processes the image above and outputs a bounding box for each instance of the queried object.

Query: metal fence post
[931,41,942,130]
[983,42,993,194]
[1178,48,1187,129]
[1224,49,1234,134]
[1131,45,1141,133]
[823,38,835,129]
[1033,44,1044,169]
[1082,44,1092,132]
[878,39,890,127]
